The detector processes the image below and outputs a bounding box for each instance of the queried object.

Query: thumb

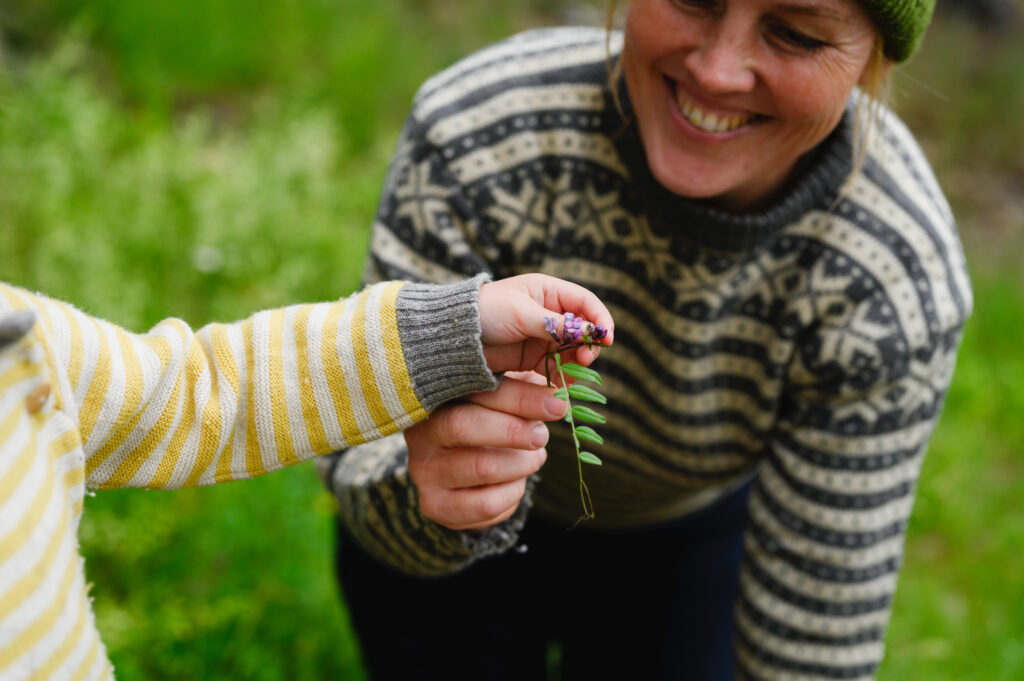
[478,286,550,345]
[486,297,561,347]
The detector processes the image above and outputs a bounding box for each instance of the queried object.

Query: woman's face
[621,0,878,211]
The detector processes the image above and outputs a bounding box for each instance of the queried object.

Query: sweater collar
[607,77,853,253]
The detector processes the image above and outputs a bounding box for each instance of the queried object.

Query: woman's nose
[683,24,757,94]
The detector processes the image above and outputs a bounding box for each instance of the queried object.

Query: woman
[322,0,971,678]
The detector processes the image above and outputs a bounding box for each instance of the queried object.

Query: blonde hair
[605,0,628,124]
[847,36,892,191]
[603,0,894,195]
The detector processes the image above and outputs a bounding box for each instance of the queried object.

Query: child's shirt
[0,277,494,680]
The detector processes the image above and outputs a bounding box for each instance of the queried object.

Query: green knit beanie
[857,0,936,62]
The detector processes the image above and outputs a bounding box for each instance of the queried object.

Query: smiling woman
[621,0,879,209]
[320,1,972,680]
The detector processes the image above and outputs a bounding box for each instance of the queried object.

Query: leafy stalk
[553,351,597,526]
[543,313,609,527]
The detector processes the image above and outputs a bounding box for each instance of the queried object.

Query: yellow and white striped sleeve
[1,276,495,490]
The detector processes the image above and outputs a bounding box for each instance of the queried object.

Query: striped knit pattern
[0,310,111,681]
[0,277,492,680]
[327,27,972,680]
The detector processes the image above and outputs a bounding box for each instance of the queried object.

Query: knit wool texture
[858,0,936,61]
[395,272,498,411]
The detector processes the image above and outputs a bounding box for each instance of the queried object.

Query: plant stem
[554,351,595,526]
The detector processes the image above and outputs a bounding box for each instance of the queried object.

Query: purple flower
[543,316,560,343]
[562,312,585,344]
[545,314,608,348]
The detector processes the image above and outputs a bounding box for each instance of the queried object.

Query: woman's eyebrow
[774,3,853,23]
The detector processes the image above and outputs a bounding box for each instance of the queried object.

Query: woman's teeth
[675,88,754,133]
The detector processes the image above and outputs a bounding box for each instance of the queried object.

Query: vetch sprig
[543,313,609,526]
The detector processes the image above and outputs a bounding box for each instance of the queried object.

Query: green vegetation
[881,19,1024,680]
[1,2,1021,679]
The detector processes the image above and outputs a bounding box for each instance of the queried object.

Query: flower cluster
[544,313,607,347]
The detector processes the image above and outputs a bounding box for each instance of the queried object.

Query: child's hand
[478,274,613,374]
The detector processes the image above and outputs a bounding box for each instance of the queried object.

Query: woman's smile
[664,75,769,135]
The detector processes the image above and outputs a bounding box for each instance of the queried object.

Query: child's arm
[0,275,610,490]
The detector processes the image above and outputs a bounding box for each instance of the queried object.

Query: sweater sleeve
[735,287,967,679]
[0,278,496,490]
[320,115,537,576]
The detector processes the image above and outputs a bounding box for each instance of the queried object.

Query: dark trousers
[336,481,751,681]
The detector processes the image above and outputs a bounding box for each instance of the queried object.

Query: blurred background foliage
[1,1,1022,679]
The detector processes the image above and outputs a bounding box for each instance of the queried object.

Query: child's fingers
[570,343,602,367]
[479,275,614,346]
[482,337,552,374]
[533,276,614,345]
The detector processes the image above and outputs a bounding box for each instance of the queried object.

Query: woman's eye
[768,22,827,51]
[672,0,719,11]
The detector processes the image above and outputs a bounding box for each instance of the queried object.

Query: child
[0,273,612,680]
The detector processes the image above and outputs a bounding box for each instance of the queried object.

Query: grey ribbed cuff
[396,273,498,412]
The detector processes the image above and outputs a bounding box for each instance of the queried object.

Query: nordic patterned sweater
[0,276,496,681]
[321,26,974,680]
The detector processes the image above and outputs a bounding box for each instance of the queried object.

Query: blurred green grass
[1,2,1022,679]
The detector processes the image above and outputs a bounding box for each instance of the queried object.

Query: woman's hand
[406,372,564,531]
[478,273,614,374]
[408,274,613,531]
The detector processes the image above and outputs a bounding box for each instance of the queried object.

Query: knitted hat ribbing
[858,0,936,62]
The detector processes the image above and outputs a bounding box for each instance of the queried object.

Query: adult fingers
[420,478,530,531]
[413,445,547,490]
[430,401,551,450]
[466,373,567,421]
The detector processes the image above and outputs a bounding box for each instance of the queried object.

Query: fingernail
[531,424,549,448]
[544,396,568,418]
[536,448,548,466]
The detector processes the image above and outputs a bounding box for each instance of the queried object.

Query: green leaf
[560,362,602,385]
[571,405,606,424]
[575,426,604,445]
[553,388,569,399]
[567,384,607,404]
[579,451,603,466]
